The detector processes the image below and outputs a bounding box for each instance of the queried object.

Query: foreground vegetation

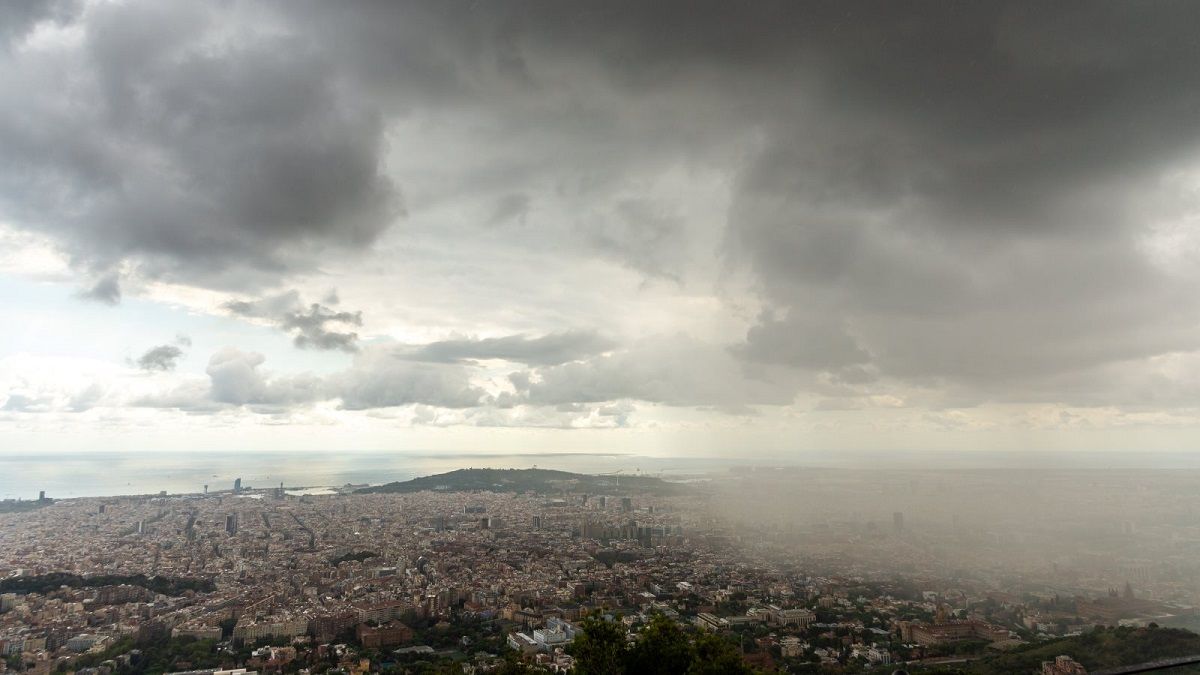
[911,625,1200,674]
[23,608,1200,674]
[566,615,756,675]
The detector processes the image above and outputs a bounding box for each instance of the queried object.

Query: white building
[693,613,729,632]
[507,632,539,655]
[66,634,108,652]
[768,606,815,628]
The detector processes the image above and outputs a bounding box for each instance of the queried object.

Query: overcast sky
[3,1,1200,456]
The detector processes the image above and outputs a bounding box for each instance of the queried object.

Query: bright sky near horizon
[4,2,1200,455]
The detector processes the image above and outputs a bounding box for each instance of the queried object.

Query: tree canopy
[569,615,757,675]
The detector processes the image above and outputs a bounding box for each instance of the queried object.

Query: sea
[0,451,749,501]
[5,449,1200,501]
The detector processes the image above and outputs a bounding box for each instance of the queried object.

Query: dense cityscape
[3,467,1200,674]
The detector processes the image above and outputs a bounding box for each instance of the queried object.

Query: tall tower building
[225,513,238,535]
[233,477,242,493]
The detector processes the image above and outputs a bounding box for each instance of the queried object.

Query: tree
[570,614,762,675]
[689,632,755,675]
[625,615,694,675]
[495,651,540,674]
[570,617,627,675]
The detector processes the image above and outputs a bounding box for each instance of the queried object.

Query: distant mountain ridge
[356,467,686,496]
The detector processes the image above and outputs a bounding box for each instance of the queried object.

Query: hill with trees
[357,468,686,496]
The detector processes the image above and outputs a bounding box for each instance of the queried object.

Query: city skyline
[4,463,1199,673]
[5,2,1200,455]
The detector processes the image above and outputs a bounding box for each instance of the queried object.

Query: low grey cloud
[139,344,484,414]
[136,345,184,372]
[489,193,531,226]
[205,348,323,408]
[137,339,746,419]
[332,345,485,410]
[285,306,364,352]
[1,381,106,415]
[67,383,104,413]
[138,348,324,413]
[79,274,121,305]
[1,392,52,413]
[224,291,363,352]
[577,199,687,280]
[735,311,871,372]
[519,335,795,408]
[397,330,614,366]
[0,0,65,47]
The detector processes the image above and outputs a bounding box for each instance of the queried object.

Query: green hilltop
[356,467,687,496]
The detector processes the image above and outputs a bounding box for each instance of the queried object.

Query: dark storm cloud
[295,0,1200,401]
[693,2,1200,405]
[224,291,363,352]
[1,0,745,293]
[136,345,184,372]
[397,330,615,366]
[0,0,398,291]
[6,1,1200,414]
[425,1,1200,398]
